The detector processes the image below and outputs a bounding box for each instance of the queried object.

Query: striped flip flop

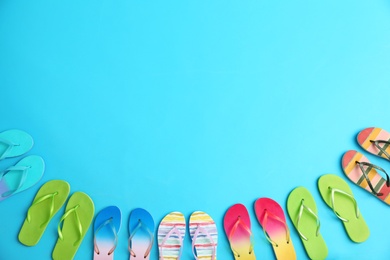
[189,211,218,260]
[158,212,186,260]
[129,208,155,260]
[254,198,296,260]
[342,150,390,205]
[357,127,390,161]
[223,204,256,260]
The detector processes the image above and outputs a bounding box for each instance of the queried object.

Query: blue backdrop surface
[1,0,390,259]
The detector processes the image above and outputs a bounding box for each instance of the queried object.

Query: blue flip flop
[93,206,122,260]
[0,155,45,202]
[129,208,155,260]
[0,129,34,160]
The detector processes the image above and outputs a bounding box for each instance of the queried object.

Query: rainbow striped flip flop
[357,127,390,161]
[254,198,296,260]
[223,204,256,260]
[189,211,218,260]
[129,208,155,260]
[342,150,390,205]
[158,212,186,260]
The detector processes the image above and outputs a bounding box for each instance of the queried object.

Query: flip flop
[223,204,256,260]
[129,208,155,260]
[318,174,369,243]
[157,212,186,260]
[52,192,95,260]
[342,150,390,205]
[357,127,390,161]
[287,187,328,260]
[189,211,218,260]
[93,206,122,260]
[0,129,33,160]
[254,198,296,260]
[18,180,70,246]
[0,155,45,202]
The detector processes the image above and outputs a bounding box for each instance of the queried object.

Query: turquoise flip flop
[0,155,45,202]
[0,129,33,160]
[93,206,122,260]
[129,208,155,260]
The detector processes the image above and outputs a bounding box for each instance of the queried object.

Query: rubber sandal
[357,127,390,161]
[189,211,218,260]
[129,208,155,260]
[0,129,33,160]
[93,206,122,260]
[223,204,256,260]
[318,174,369,243]
[254,198,296,260]
[342,150,390,205]
[287,187,328,260]
[18,180,70,246]
[157,212,186,260]
[52,192,95,260]
[0,155,45,202]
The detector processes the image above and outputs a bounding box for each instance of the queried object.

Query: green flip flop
[52,191,95,260]
[318,174,369,243]
[287,187,328,260]
[18,180,70,246]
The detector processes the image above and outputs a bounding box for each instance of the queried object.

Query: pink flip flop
[254,198,296,260]
[357,127,390,161]
[223,204,256,260]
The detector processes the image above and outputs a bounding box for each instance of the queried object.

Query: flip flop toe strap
[296,199,320,241]
[0,166,31,197]
[191,225,217,260]
[370,140,390,159]
[159,225,184,260]
[0,137,18,160]
[328,187,360,222]
[58,205,83,246]
[27,191,59,227]
[262,209,290,247]
[128,219,154,258]
[94,218,118,255]
[355,161,390,196]
[228,217,254,257]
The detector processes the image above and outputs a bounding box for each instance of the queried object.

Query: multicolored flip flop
[129,208,155,260]
[93,206,122,260]
[357,127,390,161]
[157,212,186,260]
[318,174,369,243]
[254,198,296,260]
[0,155,45,202]
[18,180,70,246]
[342,150,390,205]
[189,211,218,260]
[223,204,256,260]
[52,192,95,260]
[0,129,33,160]
[287,187,328,260]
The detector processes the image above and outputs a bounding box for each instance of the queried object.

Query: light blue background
[1,0,390,259]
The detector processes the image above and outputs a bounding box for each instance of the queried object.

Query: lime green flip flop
[18,180,70,246]
[287,187,328,260]
[318,174,369,243]
[52,192,95,260]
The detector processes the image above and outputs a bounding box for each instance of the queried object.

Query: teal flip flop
[0,129,33,160]
[93,206,122,260]
[0,155,45,202]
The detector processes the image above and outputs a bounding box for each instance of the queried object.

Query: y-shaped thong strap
[355,161,390,196]
[0,137,18,160]
[159,225,184,260]
[328,187,359,222]
[94,217,118,255]
[191,225,216,260]
[370,139,390,160]
[128,219,154,258]
[228,216,254,257]
[0,165,31,197]
[57,205,82,246]
[27,191,59,227]
[296,199,320,241]
[261,209,290,247]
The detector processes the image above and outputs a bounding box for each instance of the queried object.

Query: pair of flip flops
[157,211,218,260]
[18,180,95,260]
[93,207,155,260]
[342,127,390,205]
[0,129,45,201]
[224,201,296,260]
[287,175,369,259]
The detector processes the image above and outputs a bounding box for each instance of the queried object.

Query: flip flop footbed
[158,212,186,259]
[129,208,155,260]
[358,127,390,160]
[52,192,95,260]
[0,155,45,202]
[342,150,390,204]
[318,174,369,243]
[19,180,70,246]
[223,204,256,260]
[254,198,296,260]
[94,206,121,260]
[0,129,33,160]
[189,211,218,260]
[287,187,328,260]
